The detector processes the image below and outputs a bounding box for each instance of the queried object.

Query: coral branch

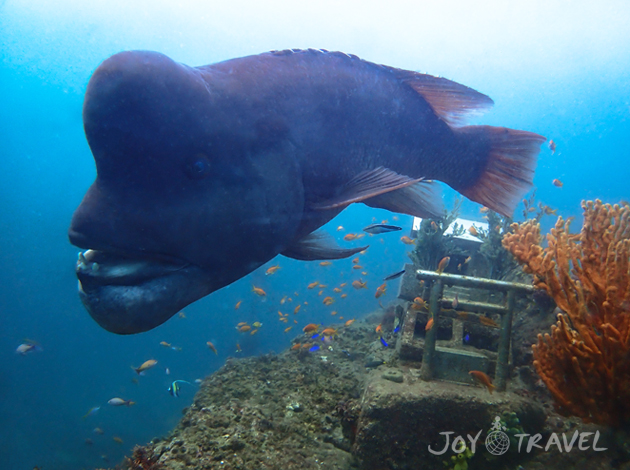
[503,200,630,426]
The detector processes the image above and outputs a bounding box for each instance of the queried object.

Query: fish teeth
[78,280,85,294]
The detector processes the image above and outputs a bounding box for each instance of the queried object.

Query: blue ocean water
[1,1,629,468]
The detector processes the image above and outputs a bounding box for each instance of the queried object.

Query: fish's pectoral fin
[391,69,494,127]
[363,180,443,219]
[311,166,422,211]
[282,230,368,261]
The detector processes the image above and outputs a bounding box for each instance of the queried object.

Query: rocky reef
[100,314,629,470]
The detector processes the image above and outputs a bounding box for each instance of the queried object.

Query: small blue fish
[380,337,389,347]
[393,326,401,333]
[383,270,406,281]
[311,333,320,339]
[341,349,351,357]
[363,224,402,234]
[168,380,191,397]
[309,344,320,352]
[464,334,470,342]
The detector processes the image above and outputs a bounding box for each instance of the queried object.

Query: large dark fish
[69,49,544,334]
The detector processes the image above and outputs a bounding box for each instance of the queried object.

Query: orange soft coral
[503,200,630,426]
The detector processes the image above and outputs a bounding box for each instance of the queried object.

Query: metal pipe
[495,290,516,391]
[420,279,442,381]
[415,270,535,294]
[440,299,507,315]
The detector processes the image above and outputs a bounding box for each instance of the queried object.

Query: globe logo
[485,416,510,456]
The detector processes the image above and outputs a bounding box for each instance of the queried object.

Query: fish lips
[75,249,214,334]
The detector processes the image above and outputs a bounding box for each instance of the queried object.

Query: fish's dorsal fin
[282,230,367,261]
[363,180,443,219]
[392,70,494,127]
[311,167,422,211]
[270,49,492,127]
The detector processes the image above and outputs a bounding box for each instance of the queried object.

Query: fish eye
[184,153,211,180]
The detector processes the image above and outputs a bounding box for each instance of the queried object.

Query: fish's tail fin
[456,126,546,217]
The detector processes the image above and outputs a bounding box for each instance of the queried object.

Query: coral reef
[502,200,630,426]
[409,198,465,272]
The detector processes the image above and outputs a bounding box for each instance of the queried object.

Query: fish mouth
[75,249,214,334]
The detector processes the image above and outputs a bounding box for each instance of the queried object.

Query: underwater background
[1,1,629,468]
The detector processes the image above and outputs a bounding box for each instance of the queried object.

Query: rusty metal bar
[440,298,507,316]
[495,290,516,391]
[420,279,442,381]
[415,269,535,294]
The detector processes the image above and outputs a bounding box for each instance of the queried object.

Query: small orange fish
[375,283,387,298]
[319,261,332,266]
[333,287,342,293]
[323,296,334,306]
[479,316,500,328]
[280,296,287,304]
[345,319,355,326]
[331,311,338,316]
[235,343,242,352]
[479,206,489,213]
[318,284,327,288]
[278,311,285,317]
[353,265,363,270]
[294,305,301,314]
[337,226,344,231]
[252,286,266,296]
[206,341,218,355]
[411,297,426,310]
[352,280,367,289]
[302,343,313,349]
[340,282,347,287]
[318,290,324,296]
[375,324,382,334]
[425,318,434,331]
[361,271,368,275]
[548,140,556,154]
[113,436,123,444]
[430,221,439,231]
[237,321,248,327]
[321,328,337,337]
[552,178,563,188]
[469,370,496,394]
[307,281,319,289]
[400,235,415,245]
[352,257,359,264]
[291,343,301,350]
[265,265,280,275]
[468,226,479,237]
[284,326,293,333]
[303,323,319,333]
[341,293,348,298]
[343,233,358,241]
[250,328,258,335]
[436,256,450,274]
[238,325,251,332]
[235,300,242,310]
[159,341,171,348]
[464,256,471,264]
